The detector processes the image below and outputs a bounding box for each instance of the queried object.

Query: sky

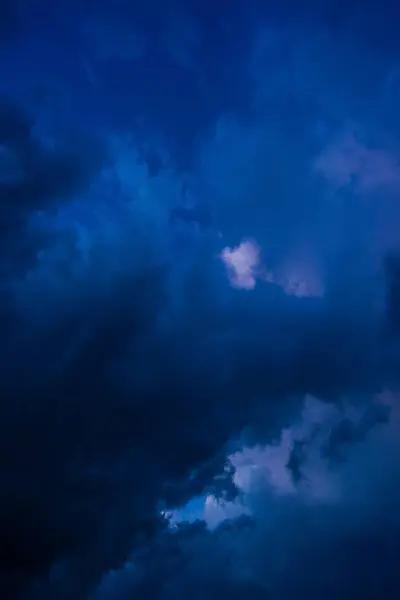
[1,0,400,598]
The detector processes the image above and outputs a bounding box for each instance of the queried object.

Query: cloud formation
[315,129,400,194]
[2,2,400,600]
[221,238,325,297]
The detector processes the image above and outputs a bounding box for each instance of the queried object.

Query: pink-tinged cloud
[168,394,400,530]
[315,131,400,194]
[227,393,399,511]
[266,260,325,298]
[220,239,261,290]
[229,396,340,503]
[221,239,324,297]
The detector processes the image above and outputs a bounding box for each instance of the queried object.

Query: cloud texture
[1,1,400,599]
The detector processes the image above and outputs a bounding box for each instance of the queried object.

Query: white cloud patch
[220,239,261,290]
[221,238,324,297]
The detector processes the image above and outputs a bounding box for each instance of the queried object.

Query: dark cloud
[0,96,108,278]
[0,99,111,597]
[383,253,400,336]
[1,3,400,600]
[0,223,398,599]
[0,220,397,600]
[0,0,18,41]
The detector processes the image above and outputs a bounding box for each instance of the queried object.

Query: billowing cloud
[2,3,400,600]
[221,239,261,290]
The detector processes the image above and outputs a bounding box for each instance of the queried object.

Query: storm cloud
[1,1,400,599]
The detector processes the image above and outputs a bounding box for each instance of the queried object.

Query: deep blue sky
[1,1,400,599]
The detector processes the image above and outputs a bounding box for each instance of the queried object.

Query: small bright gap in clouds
[165,493,251,531]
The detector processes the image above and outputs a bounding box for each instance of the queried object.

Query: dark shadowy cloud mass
[1,1,400,599]
[0,0,18,40]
